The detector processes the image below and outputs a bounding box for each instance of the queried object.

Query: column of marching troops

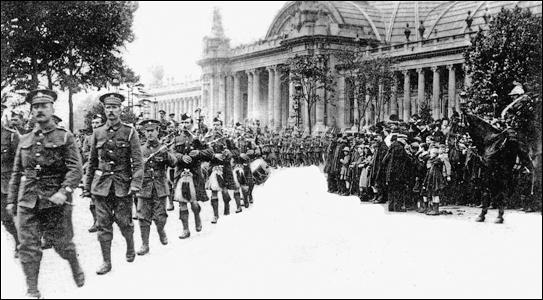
[0,87,539,298]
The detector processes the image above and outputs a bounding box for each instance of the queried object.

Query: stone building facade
[193,1,541,130]
[145,79,202,121]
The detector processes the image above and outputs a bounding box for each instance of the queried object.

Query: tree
[464,6,542,117]
[336,48,396,129]
[281,54,335,134]
[1,1,139,130]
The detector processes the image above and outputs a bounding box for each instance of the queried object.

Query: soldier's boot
[211,198,219,224]
[248,185,254,204]
[234,192,243,213]
[426,202,440,216]
[96,241,112,275]
[167,197,175,211]
[137,226,150,256]
[222,191,231,216]
[68,255,85,287]
[22,262,41,298]
[40,236,53,250]
[125,235,136,262]
[495,208,504,224]
[475,208,487,222]
[241,189,250,208]
[191,203,202,232]
[3,220,19,258]
[179,210,191,239]
[157,223,168,245]
[88,205,98,233]
[417,202,426,213]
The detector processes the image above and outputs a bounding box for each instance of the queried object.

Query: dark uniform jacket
[173,131,213,201]
[137,140,176,198]
[85,121,143,197]
[1,125,19,195]
[7,124,82,209]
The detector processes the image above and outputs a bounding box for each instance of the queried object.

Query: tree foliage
[1,1,139,130]
[336,48,396,128]
[281,54,335,134]
[464,6,542,116]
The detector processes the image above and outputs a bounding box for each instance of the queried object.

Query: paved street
[1,166,541,299]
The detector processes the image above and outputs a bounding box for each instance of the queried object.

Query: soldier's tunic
[85,121,143,242]
[1,125,19,248]
[136,140,176,226]
[7,124,82,264]
[172,132,213,204]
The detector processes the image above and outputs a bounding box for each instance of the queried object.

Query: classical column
[432,66,441,119]
[352,81,360,129]
[253,69,261,122]
[217,73,226,121]
[403,70,411,121]
[463,64,472,88]
[336,74,346,129]
[378,82,385,121]
[391,73,398,117]
[288,73,295,127]
[273,66,282,129]
[417,68,425,116]
[267,67,275,128]
[245,70,253,120]
[228,75,235,125]
[209,74,216,119]
[233,72,242,123]
[447,64,456,117]
[315,85,325,131]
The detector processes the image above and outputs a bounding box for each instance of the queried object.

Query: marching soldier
[135,119,176,255]
[83,92,144,275]
[173,113,213,239]
[7,89,84,298]
[233,123,254,207]
[82,114,104,233]
[206,117,243,223]
[1,99,20,258]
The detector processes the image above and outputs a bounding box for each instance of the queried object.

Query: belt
[24,170,63,179]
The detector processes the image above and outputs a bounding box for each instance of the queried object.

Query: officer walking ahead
[135,119,176,255]
[7,89,85,298]
[83,93,143,275]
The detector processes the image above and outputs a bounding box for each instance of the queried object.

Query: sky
[123,1,288,86]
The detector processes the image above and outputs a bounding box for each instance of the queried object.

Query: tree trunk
[31,57,39,89]
[68,88,74,131]
[307,100,312,134]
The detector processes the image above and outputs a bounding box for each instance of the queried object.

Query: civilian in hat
[422,144,451,216]
[83,92,144,275]
[339,146,351,195]
[381,134,410,212]
[1,98,20,259]
[135,119,177,256]
[368,132,388,203]
[7,89,85,297]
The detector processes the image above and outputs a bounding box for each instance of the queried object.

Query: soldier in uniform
[205,117,243,223]
[233,123,254,207]
[135,119,176,255]
[7,89,84,298]
[81,114,104,233]
[82,92,143,275]
[173,113,213,239]
[1,99,20,258]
